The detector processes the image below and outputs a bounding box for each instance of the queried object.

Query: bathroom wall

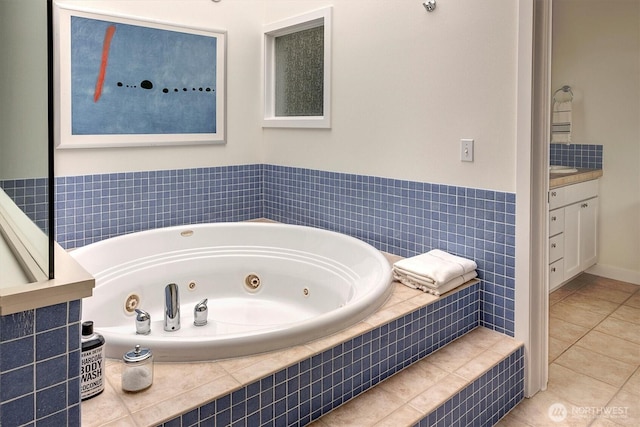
[0,1,527,424]
[552,0,640,284]
[55,0,519,194]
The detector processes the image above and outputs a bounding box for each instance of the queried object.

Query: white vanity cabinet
[548,179,599,290]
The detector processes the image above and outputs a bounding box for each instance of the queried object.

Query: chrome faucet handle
[134,309,151,335]
[194,299,208,326]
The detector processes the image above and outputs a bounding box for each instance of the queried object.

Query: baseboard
[586,264,640,286]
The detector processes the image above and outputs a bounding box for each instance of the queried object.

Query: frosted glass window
[263,7,331,128]
[274,26,324,117]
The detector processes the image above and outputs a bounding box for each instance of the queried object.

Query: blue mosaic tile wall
[262,165,516,336]
[0,178,50,234]
[161,284,481,426]
[54,165,262,249]
[0,300,82,426]
[2,163,520,425]
[549,143,603,169]
[416,346,524,427]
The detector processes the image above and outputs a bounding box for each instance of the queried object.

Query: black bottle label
[81,342,105,400]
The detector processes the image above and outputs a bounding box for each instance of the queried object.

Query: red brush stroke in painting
[94,25,116,103]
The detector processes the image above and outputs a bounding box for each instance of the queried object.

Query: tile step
[311,327,524,426]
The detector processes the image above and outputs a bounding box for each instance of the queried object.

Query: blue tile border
[550,143,603,169]
[52,165,263,249]
[161,283,481,426]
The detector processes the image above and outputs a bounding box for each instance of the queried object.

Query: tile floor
[498,273,640,426]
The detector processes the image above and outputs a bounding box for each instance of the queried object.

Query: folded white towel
[551,100,572,144]
[393,270,478,296]
[393,249,477,287]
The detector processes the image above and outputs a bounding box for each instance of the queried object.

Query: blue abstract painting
[70,16,218,135]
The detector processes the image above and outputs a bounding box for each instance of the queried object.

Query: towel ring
[553,85,573,102]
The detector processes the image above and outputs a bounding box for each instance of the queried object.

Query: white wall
[55,0,520,193]
[262,0,518,191]
[552,0,640,283]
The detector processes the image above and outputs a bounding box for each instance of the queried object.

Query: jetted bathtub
[72,222,393,362]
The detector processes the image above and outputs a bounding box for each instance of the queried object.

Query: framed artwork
[53,2,226,148]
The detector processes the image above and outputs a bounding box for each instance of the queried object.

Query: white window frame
[263,7,332,128]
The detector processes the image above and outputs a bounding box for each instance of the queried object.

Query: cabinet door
[564,197,598,280]
[564,202,581,279]
[580,197,598,270]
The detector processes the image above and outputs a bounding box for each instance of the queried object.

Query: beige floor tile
[454,350,506,381]
[547,363,619,408]
[595,317,640,345]
[550,286,577,306]
[408,374,468,414]
[577,282,635,303]
[549,317,590,343]
[98,417,137,427]
[375,404,423,427]
[494,412,535,426]
[610,305,640,325]
[457,325,504,349]
[378,361,448,402]
[563,275,592,290]
[318,386,405,426]
[624,292,640,309]
[561,292,621,316]
[554,346,636,387]
[502,389,590,427]
[602,389,640,426]
[81,380,131,427]
[106,360,231,413]
[592,277,639,294]
[621,368,640,396]
[427,337,486,372]
[576,330,640,365]
[550,301,608,329]
[549,336,572,362]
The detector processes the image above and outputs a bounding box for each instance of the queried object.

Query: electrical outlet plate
[461,139,474,162]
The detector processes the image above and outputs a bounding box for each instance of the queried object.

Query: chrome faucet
[135,309,151,335]
[164,283,180,331]
[194,299,208,326]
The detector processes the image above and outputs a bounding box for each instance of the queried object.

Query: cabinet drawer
[549,187,565,210]
[549,208,565,237]
[549,234,564,263]
[564,179,598,206]
[549,259,564,290]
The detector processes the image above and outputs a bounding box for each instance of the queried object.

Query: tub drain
[124,293,141,314]
[245,274,261,291]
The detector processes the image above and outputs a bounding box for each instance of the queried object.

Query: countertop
[549,168,603,189]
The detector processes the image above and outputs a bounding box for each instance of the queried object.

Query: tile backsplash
[549,143,603,169]
[4,164,515,337]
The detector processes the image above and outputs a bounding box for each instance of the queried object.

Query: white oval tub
[72,222,393,362]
